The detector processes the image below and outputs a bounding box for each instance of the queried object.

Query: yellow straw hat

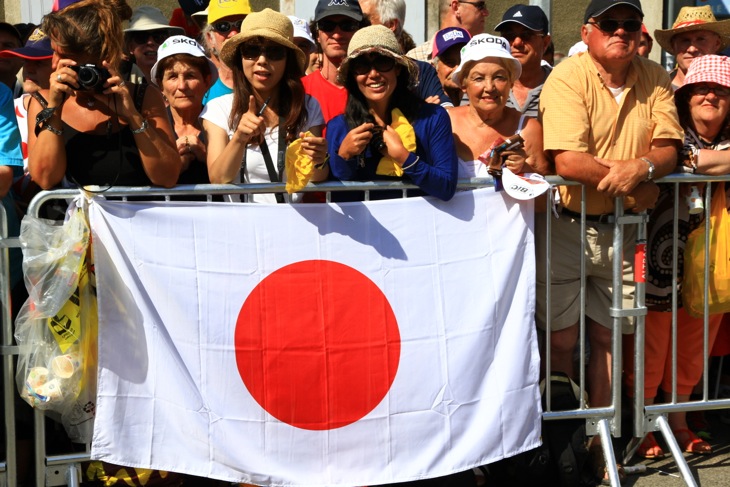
[654,6,730,55]
[219,8,306,73]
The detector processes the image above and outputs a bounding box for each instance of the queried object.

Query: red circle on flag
[235,259,401,430]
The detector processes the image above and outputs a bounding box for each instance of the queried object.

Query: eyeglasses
[587,19,642,33]
[317,19,360,34]
[690,83,730,97]
[458,1,487,11]
[131,30,169,45]
[350,55,396,75]
[240,43,288,61]
[213,19,244,34]
[501,30,545,43]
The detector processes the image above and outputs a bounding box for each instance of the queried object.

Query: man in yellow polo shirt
[537,0,682,454]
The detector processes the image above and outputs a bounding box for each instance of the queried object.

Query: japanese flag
[88,189,541,486]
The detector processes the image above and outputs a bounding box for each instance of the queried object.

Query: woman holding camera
[27,0,180,189]
[326,25,457,201]
[447,34,548,180]
[201,8,328,203]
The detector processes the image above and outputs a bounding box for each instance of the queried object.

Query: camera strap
[241,116,286,203]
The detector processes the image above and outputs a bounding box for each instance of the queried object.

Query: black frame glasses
[317,19,360,34]
[213,19,244,34]
[501,30,545,43]
[587,19,642,33]
[458,1,487,11]
[131,30,168,45]
[240,43,288,62]
[690,83,730,97]
[350,55,397,76]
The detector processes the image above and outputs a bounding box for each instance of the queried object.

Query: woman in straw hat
[327,24,457,201]
[202,8,328,203]
[123,6,184,83]
[654,5,730,89]
[625,54,730,459]
[28,0,180,190]
[447,34,549,180]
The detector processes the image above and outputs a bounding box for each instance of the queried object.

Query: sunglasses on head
[350,54,396,75]
[131,30,168,45]
[317,19,360,34]
[213,19,244,34]
[587,19,642,33]
[690,83,730,97]
[240,43,288,61]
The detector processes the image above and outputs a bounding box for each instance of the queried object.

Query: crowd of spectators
[2,0,730,485]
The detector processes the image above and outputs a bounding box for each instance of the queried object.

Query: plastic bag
[683,182,730,317]
[15,201,98,442]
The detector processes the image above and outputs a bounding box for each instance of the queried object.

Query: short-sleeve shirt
[302,70,348,124]
[540,52,684,215]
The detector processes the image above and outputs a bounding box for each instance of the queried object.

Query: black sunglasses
[213,19,244,34]
[587,19,642,33]
[240,43,288,61]
[690,83,730,97]
[317,19,360,34]
[350,55,396,75]
[501,30,545,43]
[131,30,168,45]
[458,1,487,11]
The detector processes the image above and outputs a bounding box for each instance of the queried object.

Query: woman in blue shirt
[326,25,457,201]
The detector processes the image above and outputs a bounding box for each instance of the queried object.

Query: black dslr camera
[70,64,110,92]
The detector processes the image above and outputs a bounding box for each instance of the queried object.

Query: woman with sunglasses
[626,55,730,459]
[28,0,180,190]
[123,6,184,83]
[201,9,328,203]
[327,25,457,201]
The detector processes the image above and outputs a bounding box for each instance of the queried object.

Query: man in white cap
[495,4,552,119]
[654,5,730,89]
[407,0,488,62]
[539,0,682,475]
[202,0,251,104]
[289,16,320,75]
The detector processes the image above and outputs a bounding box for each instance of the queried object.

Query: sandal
[673,428,712,455]
[637,432,664,459]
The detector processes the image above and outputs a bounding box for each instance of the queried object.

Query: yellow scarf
[375,108,417,177]
[285,131,315,194]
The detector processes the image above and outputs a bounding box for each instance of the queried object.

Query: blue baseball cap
[432,27,470,58]
[0,28,52,60]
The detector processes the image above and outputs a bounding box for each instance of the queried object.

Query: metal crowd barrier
[0,176,723,486]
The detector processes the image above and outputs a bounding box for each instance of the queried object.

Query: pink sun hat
[676,55,730,95]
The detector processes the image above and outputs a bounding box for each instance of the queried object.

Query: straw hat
[337,25,418,88]
[655,6,730,55]
[219,9,306,73]
[125,6,185,35]
[676,55,730,96]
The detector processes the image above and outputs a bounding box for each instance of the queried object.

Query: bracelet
[43,123,64,136]
[641,157,655,181]
[402,155,419,171]
[131,119,148,134]
[314,153,329,169]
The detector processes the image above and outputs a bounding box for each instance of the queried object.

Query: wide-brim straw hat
[337,25,418,89]
[675,54,730,96]
[219,8,306,73]
[655,6,730,55]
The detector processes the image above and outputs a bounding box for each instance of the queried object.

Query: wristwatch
[641,157,655,182]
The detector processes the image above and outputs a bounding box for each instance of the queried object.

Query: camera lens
[78,66,99,88]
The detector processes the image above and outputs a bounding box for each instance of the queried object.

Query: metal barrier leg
[65,462,81,487]
[597,419,621,487]
[655,415,698,487]
[34,410,45,487]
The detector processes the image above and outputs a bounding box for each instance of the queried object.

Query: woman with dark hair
[327,25,457,201]
[27,0,180,189]
[201,8,327,203]
[626,54,730,459]
[151,35,215,185]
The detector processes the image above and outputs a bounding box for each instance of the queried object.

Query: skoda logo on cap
[469,36,508,51]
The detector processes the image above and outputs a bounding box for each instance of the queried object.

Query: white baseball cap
[288,15,315,48]
[150,35,218,86]
[451,34,521,85]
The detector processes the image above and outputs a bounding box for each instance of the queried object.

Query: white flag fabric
[89,189,541,486]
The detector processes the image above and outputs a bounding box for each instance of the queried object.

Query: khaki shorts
[535,212,636,334]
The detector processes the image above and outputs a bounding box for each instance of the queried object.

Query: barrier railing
[0,175,724,486]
